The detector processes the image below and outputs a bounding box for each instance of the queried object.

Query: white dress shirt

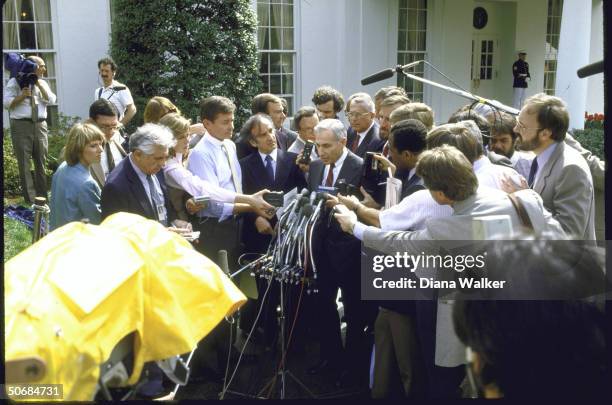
[375,157,519,233]
[94,80,134,120]
[100,132,126,178]
[321,148,349,186]
[187,133,240,220]
[473,155,523,189]
[3,77,56,119]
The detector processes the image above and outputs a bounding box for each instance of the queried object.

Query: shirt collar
[203,133,224,147]
[129,153,148,182]
[103,80,119,89]
[259,148,278,165]
[535,142,558,169]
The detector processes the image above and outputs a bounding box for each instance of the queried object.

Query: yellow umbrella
[4,213,246,401]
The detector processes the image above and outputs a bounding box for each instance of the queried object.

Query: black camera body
[16,72,38,89]
[300,140,315,164]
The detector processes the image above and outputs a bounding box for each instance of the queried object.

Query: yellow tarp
[4,213,246,401]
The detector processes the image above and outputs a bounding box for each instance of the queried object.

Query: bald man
[3,55,57,203]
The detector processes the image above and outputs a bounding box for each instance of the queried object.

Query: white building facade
[3,0,604,130]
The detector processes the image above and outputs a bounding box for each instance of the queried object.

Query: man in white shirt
[94,57,136,126]
[3,55,56,203]
[87,99,127,188]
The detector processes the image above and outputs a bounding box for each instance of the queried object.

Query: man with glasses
[376,95,412,156]
[346,94,380,158]
[3,55,56,204]
[504,93,595,239]
[87,99,128,187]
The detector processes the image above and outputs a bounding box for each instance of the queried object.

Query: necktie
[351,134,359,152]
[221,141,243,194]
[325,162,335,187]
[30,85,39,123]
[528,158,538,188]
[146,174,167,225]
[105,141,115,172]
[265,154,275,185]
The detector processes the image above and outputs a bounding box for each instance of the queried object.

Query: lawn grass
[3,196,33,262]
[4,215,32,262]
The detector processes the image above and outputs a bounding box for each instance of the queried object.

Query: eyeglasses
[515,120,542,132]
[346,111,370,119]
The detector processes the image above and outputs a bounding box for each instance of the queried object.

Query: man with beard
[489,111,532,179]
[505,93,595,239]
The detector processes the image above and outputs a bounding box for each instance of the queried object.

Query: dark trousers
[415,301,465,398]
[10,119,48,203]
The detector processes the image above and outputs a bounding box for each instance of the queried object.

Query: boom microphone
[577,60,603,78]
[361,68,395,86]
[361,61,422,86]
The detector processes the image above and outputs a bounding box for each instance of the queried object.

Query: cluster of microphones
[248,188,333,293]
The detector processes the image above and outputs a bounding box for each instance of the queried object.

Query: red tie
[351,135,359,152]
[325,162,335,187]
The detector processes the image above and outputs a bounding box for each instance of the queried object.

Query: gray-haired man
[101,123,189,230]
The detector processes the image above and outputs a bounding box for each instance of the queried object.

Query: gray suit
[533,141,596,240]
[360,187,565,367]
[565,133,604,240]
[90,137,128,188]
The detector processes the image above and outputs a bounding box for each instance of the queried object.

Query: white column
[554,0,592,130]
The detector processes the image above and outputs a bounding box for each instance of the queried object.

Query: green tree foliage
[110,0,262,130]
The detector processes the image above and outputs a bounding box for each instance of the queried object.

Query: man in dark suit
[306,118,372,386]
[100,123,190,397]
[101,123,187,229]
[237,93,298,158]
[346,94,381,159]
[239,113,307,346]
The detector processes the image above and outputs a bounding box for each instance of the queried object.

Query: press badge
[157,203,167,223]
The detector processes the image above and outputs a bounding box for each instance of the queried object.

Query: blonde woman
[49,123,105,229]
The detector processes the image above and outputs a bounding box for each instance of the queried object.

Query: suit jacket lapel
[534,142,563,195]
[249,153,271,189]
[335,152,357,186]
[273,149,291,189]
[311,160,325,188]
[113,138,128,157]
[356,126,375,156]
[90,162,105,188]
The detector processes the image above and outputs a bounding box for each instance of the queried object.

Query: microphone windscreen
[217,250,229,275]
[576,60,603,78]
[361,68,395,86]
[302,204,314,217]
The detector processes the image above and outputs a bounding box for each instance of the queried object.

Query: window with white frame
[397,0,427,102]
[256,0,296,115]
[544,0,563,95]
[3,0,58,122]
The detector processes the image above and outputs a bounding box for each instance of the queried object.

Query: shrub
[110,0,262,132]
[3,130,22,196]
[572,128,604,161]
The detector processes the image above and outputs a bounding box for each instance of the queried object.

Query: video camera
[4,52,39,89]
